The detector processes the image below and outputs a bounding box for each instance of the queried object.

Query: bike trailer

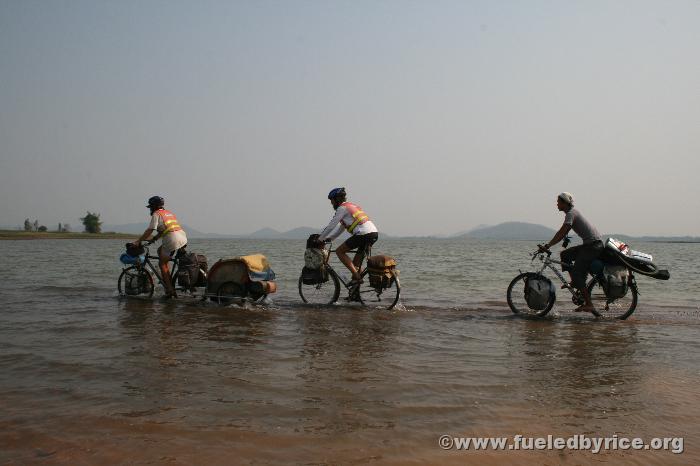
[367,255,398,289]
[206,254,276,300]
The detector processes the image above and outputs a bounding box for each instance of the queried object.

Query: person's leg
[572,242,602,311]
[336,242,360,281]
[351,233,378,271]
[560,245,580,284]
[158,246,175,296]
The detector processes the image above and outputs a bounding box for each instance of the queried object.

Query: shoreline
[0,230,134,240]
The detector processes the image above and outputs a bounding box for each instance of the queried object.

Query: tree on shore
[38,225,47,232]
[24,219,32,231]
[81,212,102,233]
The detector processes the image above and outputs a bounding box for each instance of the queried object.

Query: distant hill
[101,221,698,242]
[102,223,234,239]
[104,223,324,240]
[460,222,556,240]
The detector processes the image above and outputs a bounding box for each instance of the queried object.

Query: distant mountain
[245,226,341,240]
[247,227,283,239]
[459,222,556,240]
[102,223,235,239]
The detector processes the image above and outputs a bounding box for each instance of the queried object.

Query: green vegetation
[80,211,102,233]
[0,230,133,240]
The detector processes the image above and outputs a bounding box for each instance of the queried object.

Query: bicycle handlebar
[531,246,552,261]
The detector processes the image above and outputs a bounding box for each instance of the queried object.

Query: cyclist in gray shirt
[540,192,604,312]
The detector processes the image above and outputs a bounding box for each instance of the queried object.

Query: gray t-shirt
[564,208,602,244]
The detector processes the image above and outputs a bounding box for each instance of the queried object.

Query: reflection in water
[294,308,400,434]
[1,235,698,463]
[509,318,647,434]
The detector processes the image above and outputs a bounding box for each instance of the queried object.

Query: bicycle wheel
[506,272,555,317]
[587,276,638,319]
[357,269,401,310]
[298,268,340,305]
[215,281,247,305]
[118,266,154,298]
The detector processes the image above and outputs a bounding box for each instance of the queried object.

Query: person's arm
[319,207,346,241]
[134,215,158,245]
[543,223,572,250]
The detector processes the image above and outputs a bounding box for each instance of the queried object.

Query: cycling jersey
[148,209,187,254]
[319,202,378,241]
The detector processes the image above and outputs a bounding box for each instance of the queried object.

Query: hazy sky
[1,0,698,236]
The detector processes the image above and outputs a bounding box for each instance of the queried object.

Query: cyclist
[539,192,603,313]
[319,187,378,286]
[131,196,188,298]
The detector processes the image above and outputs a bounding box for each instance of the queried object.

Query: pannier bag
[367,255,398,289]
[306,233,324,249]
[177,252,208,289]
[602,265,629,299]
[304,234,329,269]
[120,243,145,265]
[524,275,554,310]
[301,266,329,285]
[120,253,144,265]
[304,248,329,269]
[125,242,145,257]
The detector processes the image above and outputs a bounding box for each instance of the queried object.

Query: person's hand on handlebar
[537,243,550,253]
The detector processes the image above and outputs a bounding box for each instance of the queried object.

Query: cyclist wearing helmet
[539,192,603,312]
[132,196,188,298]
[319,187,379,285]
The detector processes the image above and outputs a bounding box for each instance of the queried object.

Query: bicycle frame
[532,253,577,296]
[130,245,180,290]
[324,241,372,292]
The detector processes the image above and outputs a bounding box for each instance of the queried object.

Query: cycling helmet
[147,195,164,208]
[557,192,574,206]
[327,187,346,200]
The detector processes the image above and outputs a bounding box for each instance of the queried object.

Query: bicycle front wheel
[357,270,401,310]
[118,266,154,298]
[298,269,341,305]
[587,276,638,319]
[506,272,555,317]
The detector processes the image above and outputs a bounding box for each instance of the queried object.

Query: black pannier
[125,242,145,257]
[306,233,324,249]
[178,252,208,288]
[301,265,329,285]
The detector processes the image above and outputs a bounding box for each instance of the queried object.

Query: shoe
[348,278,364,288]
[162,290,178,300]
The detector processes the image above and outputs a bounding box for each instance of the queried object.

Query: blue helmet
[327,187,346,200]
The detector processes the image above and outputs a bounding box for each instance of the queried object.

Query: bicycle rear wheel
[587,276,638,319]
[298,268,341,305]
[357,269,401,310]
[118,266,154,298]
[506,272,555,317]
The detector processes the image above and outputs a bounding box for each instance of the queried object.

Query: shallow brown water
[0,238,698,464]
